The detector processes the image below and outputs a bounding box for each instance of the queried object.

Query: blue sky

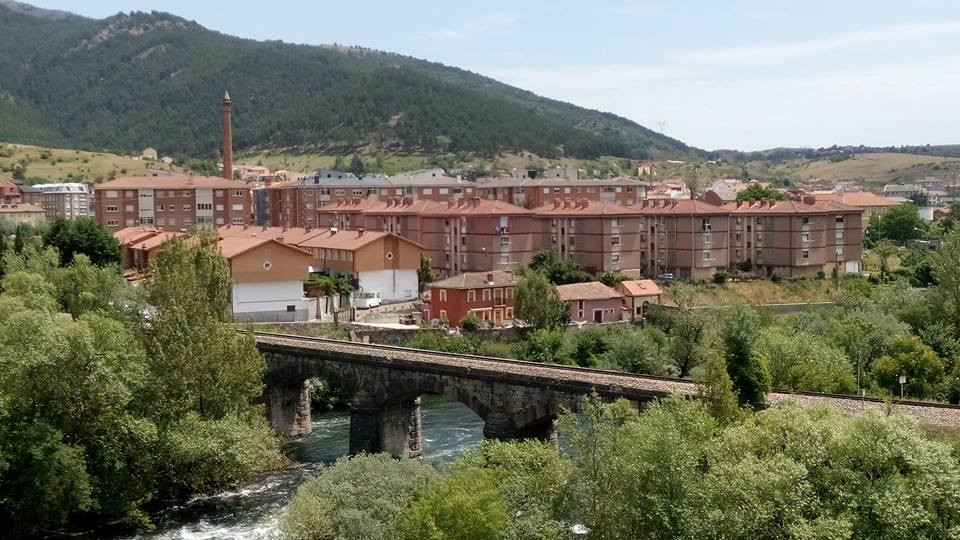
[30,1,960,151]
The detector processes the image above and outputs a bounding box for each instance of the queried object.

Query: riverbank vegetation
[0,229,281,536]
[281,395,960,539]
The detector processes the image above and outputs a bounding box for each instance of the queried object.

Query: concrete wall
[233,281,311,321]
[358,269,418,302]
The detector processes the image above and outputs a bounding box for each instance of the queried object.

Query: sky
[27,0,960,151]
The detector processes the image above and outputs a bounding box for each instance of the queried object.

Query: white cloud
[488,56,960,150]
[676,21,960,66]
[426,12,517,40]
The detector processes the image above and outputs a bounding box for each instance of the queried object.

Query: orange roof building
[555,281,624,324]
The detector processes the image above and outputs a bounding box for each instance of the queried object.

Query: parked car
[657,273,675,282]
[354,292,382,309]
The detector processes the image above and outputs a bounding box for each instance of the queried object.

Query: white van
[354,292,382,309]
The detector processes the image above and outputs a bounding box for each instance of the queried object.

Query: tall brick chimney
[221,90,233,180]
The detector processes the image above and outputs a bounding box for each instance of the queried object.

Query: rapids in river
[86,397,483,539]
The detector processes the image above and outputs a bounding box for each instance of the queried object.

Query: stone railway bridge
[255,332,960,458]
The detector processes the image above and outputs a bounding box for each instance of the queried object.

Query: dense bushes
[281,396,960,539]
[0,234,281,535]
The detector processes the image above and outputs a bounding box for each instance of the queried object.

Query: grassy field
[657,152,960,190]
[669,279,839,307]
[0,142,181,184]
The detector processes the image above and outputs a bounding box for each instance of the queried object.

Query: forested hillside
[0,4,696,161]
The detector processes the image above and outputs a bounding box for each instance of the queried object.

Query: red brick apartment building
[318,195,862,281]
[724,198,864,277]
[93,176,252,231]
[423,270,518,326]
[318,197,536,278]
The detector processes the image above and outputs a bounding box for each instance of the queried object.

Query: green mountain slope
[0,5,697,160]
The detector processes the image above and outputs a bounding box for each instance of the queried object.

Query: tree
[756,327,855,394]
[933,226,960,336]
[333,155,345,171]
[601,327,670,375]
[598,270,626,286]
[873,204,926,244]
[528,250,591,285]
[393,468,509,540]
[348,155,366,176]
[139,233,265,422]
[282,453,437,540]
[417,254,435,286]
[43,217,120,266]
[735,183,787,201]
[519,328,570,364]
[13,223,28,254]
[871,334,944,399]
[697,344,742,424]
[721,302,770,409]
[666,308,712,377]
[513,271,570,330]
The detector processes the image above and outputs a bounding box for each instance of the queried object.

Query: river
[91,398,484,540]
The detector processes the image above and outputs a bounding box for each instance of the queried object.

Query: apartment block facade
[30,183,91,219]
[724,198,864,277]
[93,176,251,231]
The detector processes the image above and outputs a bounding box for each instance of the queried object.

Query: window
[182,218,192,225]
[564,187,571,194]
[197,203,212,211]
[611,218,619,227]
[543,187,550,194]
[216,217,225,225]
[216,204,224,211]
[439,310,448,321]
[125,191,135,197]
[439,290,447,302]
[233,190,244,197]
[168,205,175,211]
[802,231,811,242]
[168,218,177,226]
[125,219,135,226]
[505,307,514,319]
[352,189,364,197]
[125,204,134,212]
[183,204,192,211]
[500,254,509,264]
[423,188,433,195]
[801,250,809,260]
[611,254,620,263]
[231,218,244,225]
[105,205,118,213]
[611,236,620,246]
[482,289,492,301]
[467,290,476,302]
[286,305,296,312]
[106,219,119,226]
[156,205,164,212]
[335,189,346,196]
[232,203,244,211]
[196,216,213,224]
[215,190,224,197]
[702,250,710,261]
[802,217,811,225]
[438,188,449,195]
[836,215,845,223]
[105,190,118,198]
[505,287,513,299]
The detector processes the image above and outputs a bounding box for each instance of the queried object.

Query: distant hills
[0,3,697,161]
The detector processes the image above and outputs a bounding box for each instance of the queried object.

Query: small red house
[555,281,624,324]
[423,270,518,327]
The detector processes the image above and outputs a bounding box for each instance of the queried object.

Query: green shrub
[712,269,727,285]
[281,454,436,540]
[460,313,481,332]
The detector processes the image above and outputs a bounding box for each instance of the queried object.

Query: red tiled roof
[95,175,247,190]
[217,225,329,245]
[217,237,313,259]
[722,199,859,214]
[533,199,640,216]
[814,191,897,208]
[555,281,623,301]
[618,279,663,297]
[0,203,44,213]
[297,229,424,251]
